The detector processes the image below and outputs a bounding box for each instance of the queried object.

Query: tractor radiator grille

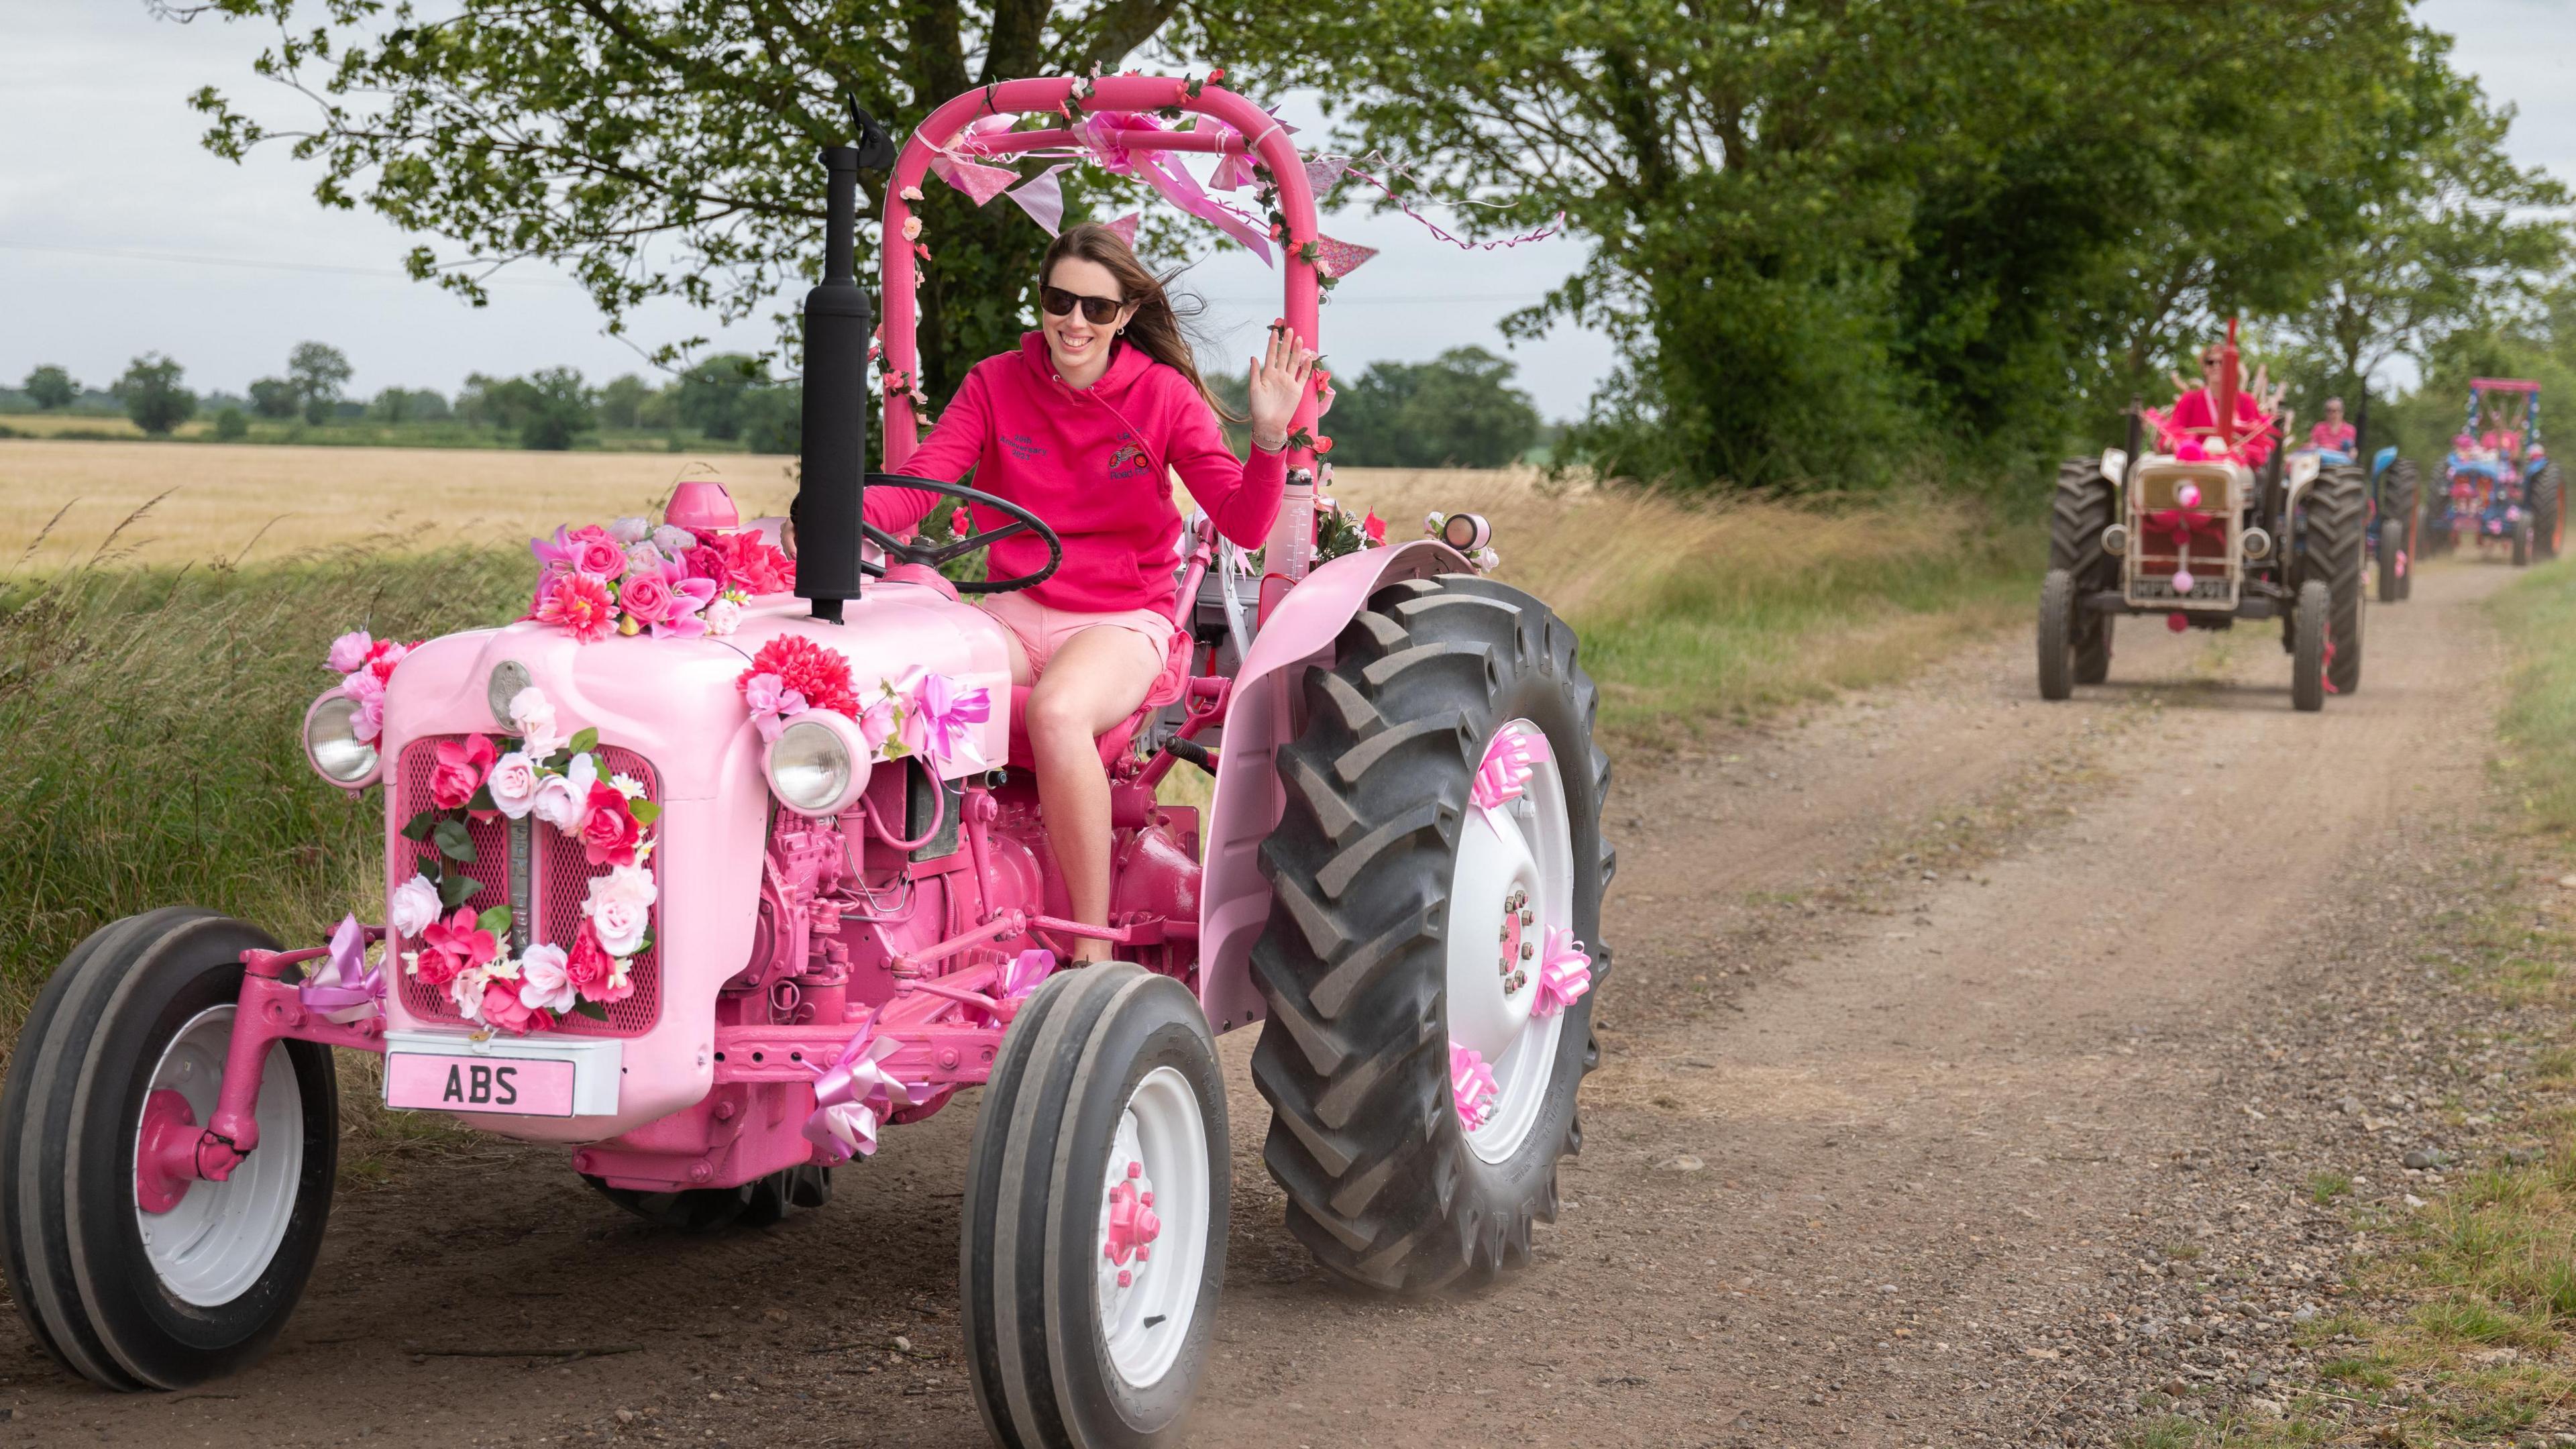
[390,737,664,1036]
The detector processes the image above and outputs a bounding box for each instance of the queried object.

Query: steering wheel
[858,472,1063,595]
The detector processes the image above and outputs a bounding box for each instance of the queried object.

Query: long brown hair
[1041,224,1240,421]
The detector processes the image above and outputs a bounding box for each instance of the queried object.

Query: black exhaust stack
[794,146,871,623]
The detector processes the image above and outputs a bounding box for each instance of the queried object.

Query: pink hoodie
[865,333,1285,615]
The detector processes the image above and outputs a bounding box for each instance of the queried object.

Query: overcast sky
[1,1,2567,420]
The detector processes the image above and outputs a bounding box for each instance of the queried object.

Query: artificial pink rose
[388,872,442,939]
[364,639,411,684]
[570,535,627,580]
[702,597,743,637]
[485,751,542,819]
[584,864,656,956]
[517,944,579,1014]
[565,920,632,1002]
[616,568,676,626]
[530,751,598,835]
[327,631,373,674]
[858,696,904,756]
[578,780,643,867]
[429,733,498,810]
[606,516,653,545]
[413,907,497,987]
[537,574,617,643]
[480,977,549,1034]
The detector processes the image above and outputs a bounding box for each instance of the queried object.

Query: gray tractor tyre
[2536,464,2565,563]
[2038,570,2076,701]
[2306,464,2367,696]
[1251,574,1611,1293]
[2049,458,2116,684]
[2292,580,2329,712]
[2379,460,2420,602]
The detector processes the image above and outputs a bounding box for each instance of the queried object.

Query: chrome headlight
[764,713,871,817]
[303,691,381,788]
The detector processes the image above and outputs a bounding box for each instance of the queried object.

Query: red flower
[429,734,498,810]
[566,920,634,1003]
[738,635,859,716]
[537,573,616,643]
[579,781,644,867]
[1313,435,1336,456]
[1208,67,1225,81]
[415,907,499,987]
[712,531,794,594]
[480,978,550,1035]
[1363,511,1386,544]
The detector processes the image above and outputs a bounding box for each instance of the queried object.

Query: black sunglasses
[1040,286,1125,325]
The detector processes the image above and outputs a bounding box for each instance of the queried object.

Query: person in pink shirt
[2308,397,2356,453]
[2167,342,2279,465]
[865,223,1316,961]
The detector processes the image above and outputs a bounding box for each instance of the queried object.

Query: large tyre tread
[1250,574,1609,1295]
[2306,466,2367,695]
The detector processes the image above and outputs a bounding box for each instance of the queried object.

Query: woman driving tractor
[2168,339,2286,464]
[861,223,1318,963]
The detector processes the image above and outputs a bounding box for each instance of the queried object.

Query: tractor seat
[1004,623,1193,769]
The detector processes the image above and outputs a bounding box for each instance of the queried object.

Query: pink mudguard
[1197,538,1468,1032]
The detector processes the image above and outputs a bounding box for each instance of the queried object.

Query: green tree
[213,407,250,441]
[740,385,802,455]
[675,355,765,441]
[598,374,654,430]
[286,341,353,425]
[248,377,299,419]
[113,355,199,436]
[517,367,598,451]
[21,366,76,411]
[1326,347,1542,468]
[455,372,537,435]
[175,1,1297,402]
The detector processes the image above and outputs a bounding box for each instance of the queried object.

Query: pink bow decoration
[906,670,992,769]
[1533,926,1592,1018]
[804,1027,918,1163]
[1311,235,1379,278]
[1000,948,1056,1004]
[1470,725,1552,814]
[1450,1042,1499,1130]
[1008,163,1073,236]
[742,672,811,744]
[299,914,385,1023]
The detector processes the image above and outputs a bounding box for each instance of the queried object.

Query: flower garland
[386,682,659,1035]
[735,636,994,773]
[325,631,420,743]
[529,516,795,644]
[1312,492,1385,564]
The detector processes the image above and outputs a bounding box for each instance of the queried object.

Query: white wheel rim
[1093,1065,1210,1389]
[1448,719,1576,1164]
[132,1006,304,1307]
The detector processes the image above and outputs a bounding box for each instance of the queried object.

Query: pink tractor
[0,74,1611,1448]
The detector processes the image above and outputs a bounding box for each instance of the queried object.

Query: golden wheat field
[0,439,803,569]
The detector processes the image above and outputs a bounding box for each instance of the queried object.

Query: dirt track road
[0,558,2525,1447]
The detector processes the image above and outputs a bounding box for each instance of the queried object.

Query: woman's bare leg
[1022,626,1165,963]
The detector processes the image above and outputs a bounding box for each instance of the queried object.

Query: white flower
[486,751,543,820]
[388,873,443,938]
[516,944,578,1014]
[609,772,646,801]
[506,686,560,756]
[400,949,423,979]
[606,516,652,545]
[651,523,695,555]
[703,597,742,637]
[625,541,666,578]
[584,864,657,956]
[449,965,490,1022]
[531,752,598,835]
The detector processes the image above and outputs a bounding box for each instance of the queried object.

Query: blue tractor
[2421,379,2559,568]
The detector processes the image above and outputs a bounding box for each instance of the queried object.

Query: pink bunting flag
[1102,212,1140,248]
[1006,163,1072,237]
[939,158,1020,206]
[1311,235,1380,278]
[1302,156,1347,199]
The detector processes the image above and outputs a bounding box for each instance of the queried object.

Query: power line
[0,240,582,288]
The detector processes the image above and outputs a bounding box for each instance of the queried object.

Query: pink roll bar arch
[876,76,1323,474]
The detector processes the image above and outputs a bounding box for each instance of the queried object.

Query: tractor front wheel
[962,963,1228,1449]
[2308,464,2368,696]
[2536,464,2565,563]
[2292,580,2329,712]
[1252,574,1610,1293]
[1,909,338,1390]
[2038,570,2076,700]
[2379,460,2420,602]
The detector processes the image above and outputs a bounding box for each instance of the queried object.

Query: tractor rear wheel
[2514,512,2533,567]
[3,910,338,1390]
[2306,464,2367,696]
[2378,460,2420,602]
[2535,464,2565,563]
[2292,580,2328,712]
[1252,574,1610,1293]
[2049,458,2116,685]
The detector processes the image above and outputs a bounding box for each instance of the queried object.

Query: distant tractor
[2039,323,2366,711]
[2422,378,2558,568]
[2291,400,2418,604]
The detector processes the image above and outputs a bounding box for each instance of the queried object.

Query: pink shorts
[978,590,1177,680]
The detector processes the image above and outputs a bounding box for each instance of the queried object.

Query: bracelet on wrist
[1251,429,1287,453]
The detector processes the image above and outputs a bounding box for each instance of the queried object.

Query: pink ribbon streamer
[1324,154,1568,254]
[299,914,385,1022]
